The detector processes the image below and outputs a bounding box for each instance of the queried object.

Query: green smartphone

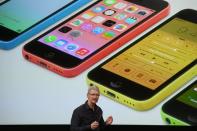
[161,78,197,125]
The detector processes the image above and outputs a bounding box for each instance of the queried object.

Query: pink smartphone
[22,0,170,77]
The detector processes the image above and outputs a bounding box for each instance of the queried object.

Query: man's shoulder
[74,103,86,111]
[96,105,103,112]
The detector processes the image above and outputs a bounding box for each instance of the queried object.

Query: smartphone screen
[177,81,197,109]
[0,0,74,33]
[38,0,155,60]
[102,17,197,90]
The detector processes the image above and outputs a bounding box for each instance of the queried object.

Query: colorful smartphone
[22,0,170,77]
[161,77,197,126]
[0,0,91,50]
[87,9,197,110]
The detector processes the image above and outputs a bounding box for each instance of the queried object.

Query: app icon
[91,16,106,23]
[125,6,138,13]
[177,27,188,34]
[81,23,93,32]
[114,2,127,9]
[104,0,116,6]
[65,44,78,51]
[113,24,127,31]
[114,13,127,20]
[76,48,90,56]
[102,31,116,39]
[70,19,84,26]
[58,26,72,33]
[69,30,82,38]
[44,35,57,43]
[103,20,116,27]
[92,27,105,35]
[103,9,116,16]
[148,79,157,84]
[125,17,137,24]
[81,12,95,19]
[136,73,144,78]
[137,10,147,16]
[54,40,68,47]
[92,6,106,13]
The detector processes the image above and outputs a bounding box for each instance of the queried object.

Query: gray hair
[87,85,100,94]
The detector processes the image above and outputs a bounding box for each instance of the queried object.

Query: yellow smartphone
[87,9,197,111]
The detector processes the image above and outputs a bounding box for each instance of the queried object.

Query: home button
[44,52,55,58]
[110,81,122,88]
[187,113,197,124]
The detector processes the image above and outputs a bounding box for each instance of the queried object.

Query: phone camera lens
[25,55,29,60]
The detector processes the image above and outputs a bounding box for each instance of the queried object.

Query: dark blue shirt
[70,101,106,131]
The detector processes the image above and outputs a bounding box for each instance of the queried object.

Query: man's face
[87,89,100,104]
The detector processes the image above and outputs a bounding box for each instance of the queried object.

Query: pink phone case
[22,4,170,77]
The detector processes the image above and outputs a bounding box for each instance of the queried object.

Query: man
[70,85,113,131]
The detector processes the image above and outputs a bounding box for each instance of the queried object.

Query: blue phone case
[0,0,91,50]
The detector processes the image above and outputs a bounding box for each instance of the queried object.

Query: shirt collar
[85,100,98,111]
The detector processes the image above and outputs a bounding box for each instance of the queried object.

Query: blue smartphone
[0,0,91,50]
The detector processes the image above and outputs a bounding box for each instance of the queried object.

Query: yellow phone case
[86,65,197,111]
